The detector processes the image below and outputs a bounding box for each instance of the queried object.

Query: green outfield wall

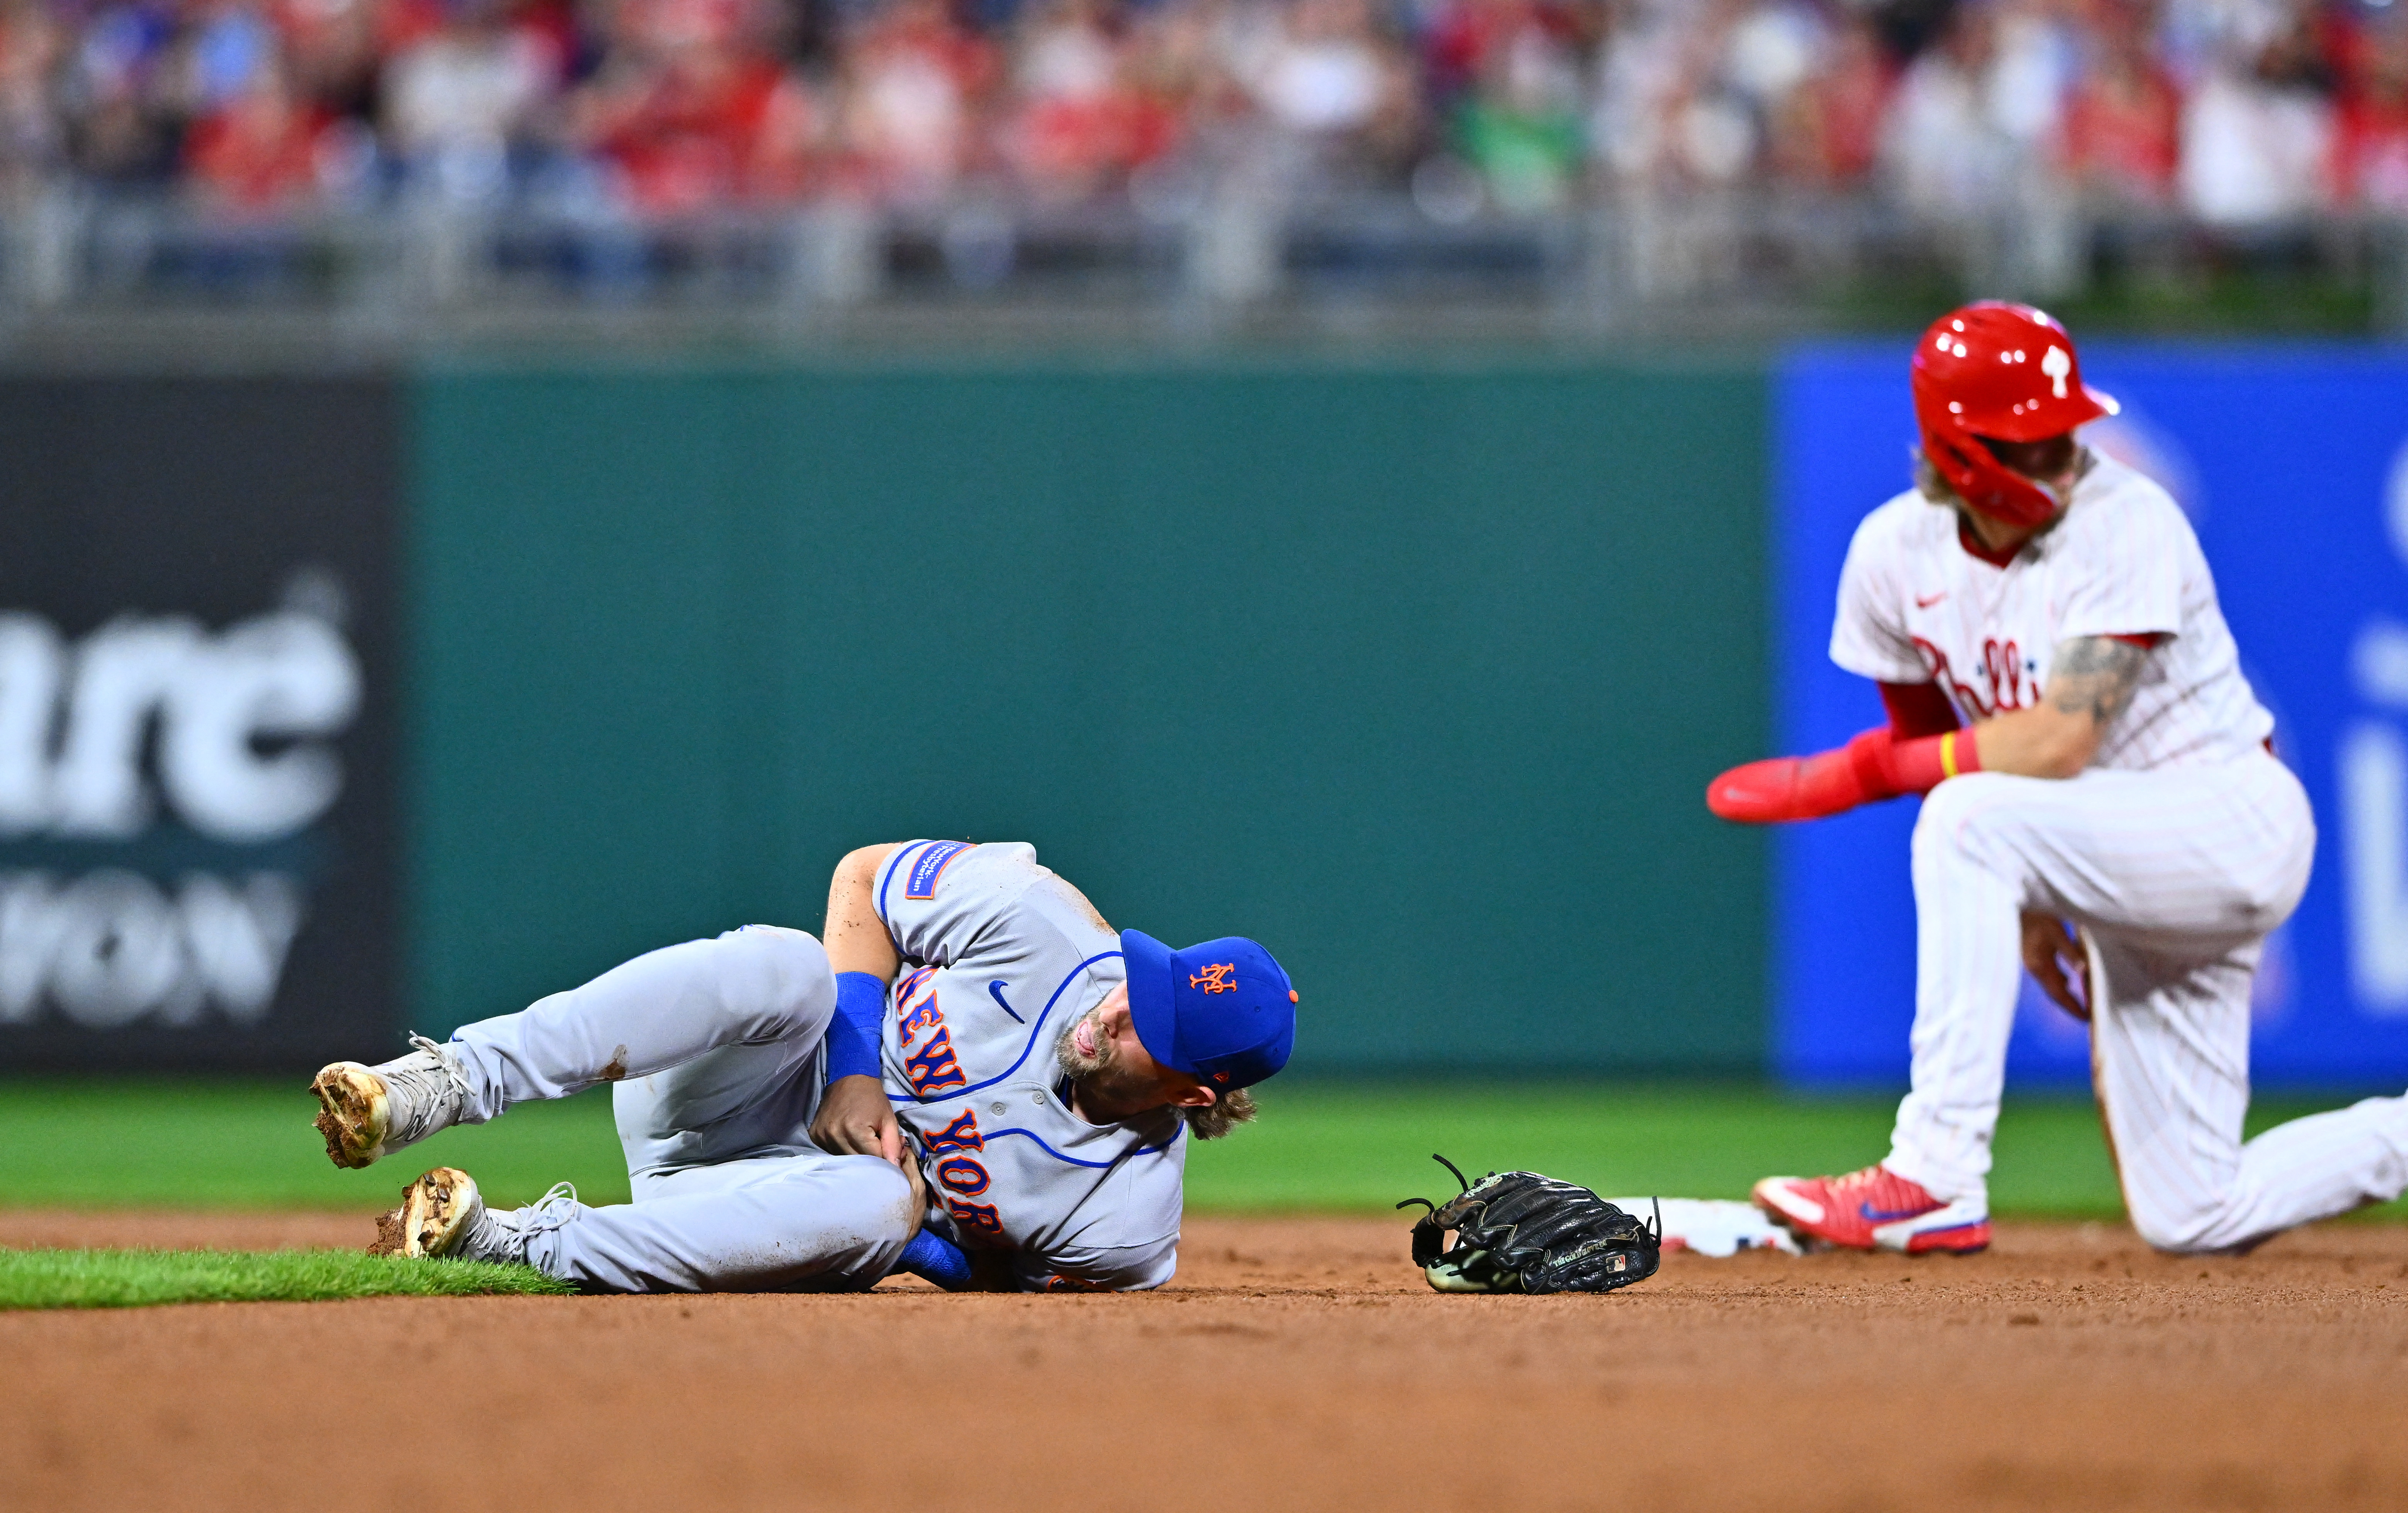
[409,361,1769,1073]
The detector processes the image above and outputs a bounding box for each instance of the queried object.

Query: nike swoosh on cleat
[1858,1203,1937,1224]
[1916,592,1947,608]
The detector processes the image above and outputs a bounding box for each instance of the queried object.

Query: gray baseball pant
[440,924,917,1292]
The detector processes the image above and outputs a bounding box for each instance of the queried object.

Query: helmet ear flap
[1915,420,2060,530]
[1918,424,1984,501]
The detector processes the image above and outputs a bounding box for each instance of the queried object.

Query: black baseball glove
[1397,1155,1662,1295]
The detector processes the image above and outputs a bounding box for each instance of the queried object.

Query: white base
[1607,1197,1802,1258]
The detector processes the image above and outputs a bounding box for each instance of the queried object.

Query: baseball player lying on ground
[1712,301,2408,1257]
[308,840,1297,1292]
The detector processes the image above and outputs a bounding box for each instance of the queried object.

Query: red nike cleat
[1751,1164,1991,1254]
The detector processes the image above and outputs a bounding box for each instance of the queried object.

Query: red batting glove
[1706,727,1980,824]
[1707,728,1892,822]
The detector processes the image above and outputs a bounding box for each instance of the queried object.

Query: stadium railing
[3,184,2403,342]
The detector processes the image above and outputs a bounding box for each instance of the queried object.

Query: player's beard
[1054,1007,1156,1112]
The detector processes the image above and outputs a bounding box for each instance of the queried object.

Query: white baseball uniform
[1830,454,2408,1251]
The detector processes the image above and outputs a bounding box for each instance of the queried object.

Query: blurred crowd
[0,0,2402,222]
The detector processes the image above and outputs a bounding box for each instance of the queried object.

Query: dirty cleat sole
[369,1168,485,1259]
[311,1062,394,1169]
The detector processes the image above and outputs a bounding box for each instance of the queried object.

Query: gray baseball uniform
[427,840,1181,1293]
[874,840,1184,1291]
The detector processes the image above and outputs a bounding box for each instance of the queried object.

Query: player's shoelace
[526,1182,580,1229]
[382,1034,473,1147]
[470,1182,580,1266]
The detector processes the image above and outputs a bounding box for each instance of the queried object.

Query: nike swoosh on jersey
[987,980,1024,1023]
[1916,592,1948,608]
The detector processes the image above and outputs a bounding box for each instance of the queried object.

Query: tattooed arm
[1704,633,2157,824]
[1968,635,2153,779]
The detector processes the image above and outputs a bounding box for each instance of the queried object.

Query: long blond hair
[1183,1086,1258,1140]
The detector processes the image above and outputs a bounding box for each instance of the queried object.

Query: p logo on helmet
[2040,344,2072,398]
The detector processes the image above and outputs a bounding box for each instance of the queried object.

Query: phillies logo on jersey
[1914,635,2033,720]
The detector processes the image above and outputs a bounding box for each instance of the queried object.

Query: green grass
[0,1248,572,1309]
[0,1078,636,1210]
[0,1077,2400,1221]
[1189,1082,2135,1217]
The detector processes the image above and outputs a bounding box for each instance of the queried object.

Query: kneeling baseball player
[309,840,1296,1292]
[1713,302,2408,1257]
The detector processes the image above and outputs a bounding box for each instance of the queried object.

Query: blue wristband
[824,971,888,1083]
[895,1229,973,1291]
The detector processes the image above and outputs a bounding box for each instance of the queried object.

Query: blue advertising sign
[1775,342,2408,1091]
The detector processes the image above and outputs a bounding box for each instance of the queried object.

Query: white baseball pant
[441,925,918,1291]
[1883,750,2408,1252]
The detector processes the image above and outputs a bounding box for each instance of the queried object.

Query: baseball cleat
[369,1169,581,1267]
[1751,1165,1990,1254]
[370,1167,488,1258]
[311,1034,473,1169]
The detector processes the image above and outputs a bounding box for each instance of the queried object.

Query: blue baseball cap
[1120,929,1296,1091]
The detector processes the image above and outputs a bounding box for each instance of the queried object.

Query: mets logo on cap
[1120,929,1296,1090]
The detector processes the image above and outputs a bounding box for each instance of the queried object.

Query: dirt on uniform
[4,1211,2406,1512]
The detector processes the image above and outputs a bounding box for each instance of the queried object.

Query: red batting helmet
[1911,302,2118,528]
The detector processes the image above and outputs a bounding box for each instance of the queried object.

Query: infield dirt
[4,1211,2405,1513]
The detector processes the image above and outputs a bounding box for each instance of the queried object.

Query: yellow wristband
[1939,732,1960,780]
